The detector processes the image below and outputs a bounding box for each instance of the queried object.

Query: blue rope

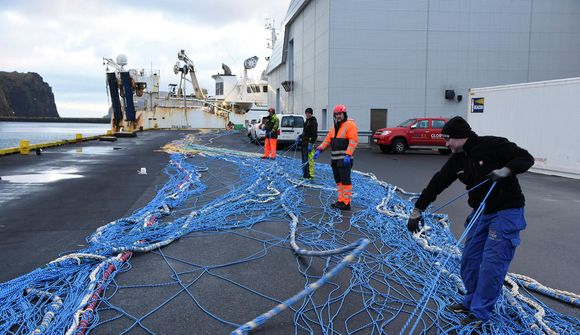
[0,131,577,335]
[400,182,497,335]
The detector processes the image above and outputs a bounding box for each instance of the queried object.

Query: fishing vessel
[103,50,268,133]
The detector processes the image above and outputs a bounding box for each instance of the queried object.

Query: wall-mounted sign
[471,97,484,113]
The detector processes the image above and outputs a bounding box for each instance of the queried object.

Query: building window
[263,85,268,92]
[287,39,294,82]
[247,85,261,93]
[216,82,224,95]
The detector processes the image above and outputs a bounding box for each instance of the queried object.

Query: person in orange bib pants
[261,107,279,159]
[313,104,358,210]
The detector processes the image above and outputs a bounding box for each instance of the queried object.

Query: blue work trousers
[461,207,526,321]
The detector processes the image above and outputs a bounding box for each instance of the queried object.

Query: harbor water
[0,122,110,149]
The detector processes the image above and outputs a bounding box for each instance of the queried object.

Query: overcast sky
[0,0,289,118]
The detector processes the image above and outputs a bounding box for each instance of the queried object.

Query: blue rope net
[0,131,578,335]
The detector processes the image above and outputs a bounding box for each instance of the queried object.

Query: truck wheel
[391,138,407,154]
[438,148,451,155]
[379,145,391,153]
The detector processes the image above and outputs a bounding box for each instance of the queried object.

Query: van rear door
[280,115,305,141]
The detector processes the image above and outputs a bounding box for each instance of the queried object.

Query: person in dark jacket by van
[298,107,318,179]
[406,116,534,327]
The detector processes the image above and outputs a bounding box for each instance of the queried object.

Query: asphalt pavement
[0,130,578,334]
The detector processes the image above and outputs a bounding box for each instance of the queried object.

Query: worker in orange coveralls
[313,104,358,210]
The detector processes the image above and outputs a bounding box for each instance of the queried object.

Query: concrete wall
[267,0,330,127]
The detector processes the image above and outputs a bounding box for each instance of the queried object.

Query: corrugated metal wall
[268,0,580,131]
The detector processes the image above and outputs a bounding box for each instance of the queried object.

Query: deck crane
[103,55,126,73]
[174,50,206,100]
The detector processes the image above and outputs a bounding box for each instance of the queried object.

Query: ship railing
[154,95,242,120]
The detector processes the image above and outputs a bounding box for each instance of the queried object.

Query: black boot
[445,303,469,314]
[460,314,482,328]
[335,202,351,211]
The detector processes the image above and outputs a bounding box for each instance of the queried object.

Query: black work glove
[487,167,511,181]
[407,208,423,233]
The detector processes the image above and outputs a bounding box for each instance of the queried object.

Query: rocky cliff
[0,71,59,117]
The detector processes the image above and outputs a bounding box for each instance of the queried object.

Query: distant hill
[0,71,59,118]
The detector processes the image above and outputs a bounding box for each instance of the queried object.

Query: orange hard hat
[333,104,347,114]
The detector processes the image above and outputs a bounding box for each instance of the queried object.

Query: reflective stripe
[338,127,347,138]
[331,150,347,155]
[347,140,357,155]
[343,185,352,199]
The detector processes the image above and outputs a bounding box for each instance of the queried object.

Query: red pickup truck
[372,117,450,154]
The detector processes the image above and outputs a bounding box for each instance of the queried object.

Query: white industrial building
[266,0,580,132]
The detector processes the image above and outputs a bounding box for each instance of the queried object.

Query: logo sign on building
[471,97,484,113]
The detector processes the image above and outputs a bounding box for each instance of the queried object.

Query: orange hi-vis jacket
[318,119,359,162]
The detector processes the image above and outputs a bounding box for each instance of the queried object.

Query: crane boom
[103,57,124,72]
[177,50,206,100]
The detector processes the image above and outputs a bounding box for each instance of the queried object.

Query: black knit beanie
[442,116,471,139]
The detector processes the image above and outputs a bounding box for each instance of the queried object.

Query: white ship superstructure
[104,51,268,132]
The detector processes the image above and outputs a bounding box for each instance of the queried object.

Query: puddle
[66,146,122,155]
[1,173,83,183]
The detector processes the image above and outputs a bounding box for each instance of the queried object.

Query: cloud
[0,0,288,117]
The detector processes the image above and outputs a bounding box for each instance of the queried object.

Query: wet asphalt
[0,130,578,334]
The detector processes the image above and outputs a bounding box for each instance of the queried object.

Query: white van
[277,114,305,144]
[245,106,269,136]
[249,114,268,143]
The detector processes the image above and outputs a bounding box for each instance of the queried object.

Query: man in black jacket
[406,116,534,327]
[298,107,318,179]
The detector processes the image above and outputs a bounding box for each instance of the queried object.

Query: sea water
[0,122,110,149]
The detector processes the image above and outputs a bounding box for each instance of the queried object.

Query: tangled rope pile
[0,131,578,335]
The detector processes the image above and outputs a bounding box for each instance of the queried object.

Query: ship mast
[265,18,277,49]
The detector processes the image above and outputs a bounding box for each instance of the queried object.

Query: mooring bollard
[19,140,30,155]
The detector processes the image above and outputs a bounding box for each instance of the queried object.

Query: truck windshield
[397,119,417,127]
